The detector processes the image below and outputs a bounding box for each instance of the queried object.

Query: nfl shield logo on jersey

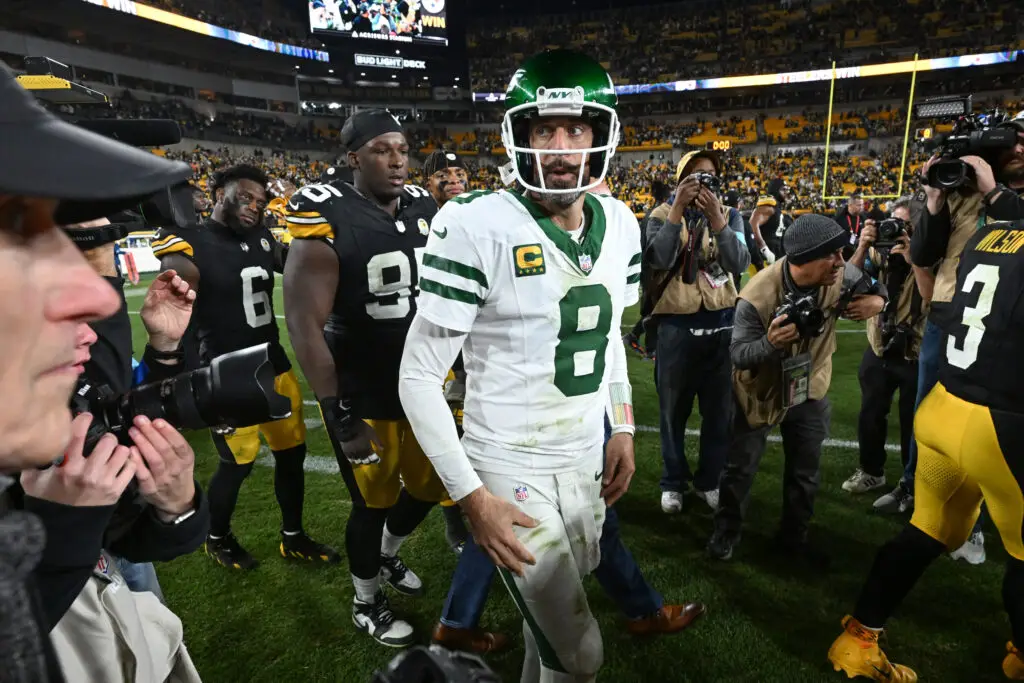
[260,238,271,252]
[578,253,593,272]
[513,484,529,502]
[418,217,430,235]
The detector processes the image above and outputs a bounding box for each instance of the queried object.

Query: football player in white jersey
[399,50,640,683]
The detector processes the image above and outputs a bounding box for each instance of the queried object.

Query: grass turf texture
[123,275,1006,683]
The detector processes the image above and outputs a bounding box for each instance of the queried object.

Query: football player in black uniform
[827,220,1024,681]
[749,178,792,265]
[283,110,447,647]
[152,165,339,570]
[423,149,469,209]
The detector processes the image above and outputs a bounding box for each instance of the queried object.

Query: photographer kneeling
[708,215,886,567]
[842,198,927,495]
[645,150,750,514]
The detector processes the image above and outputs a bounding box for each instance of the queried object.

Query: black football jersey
[286,181,437,419]
[151,219,287,367]
[939,222,1024,414]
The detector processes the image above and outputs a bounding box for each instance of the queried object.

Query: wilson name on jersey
[416,189,642,474]
[285,181,437,419]
[151,220,285,365]
[940,222,1024,414]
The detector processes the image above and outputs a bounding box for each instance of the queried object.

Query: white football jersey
[416,189,641,475]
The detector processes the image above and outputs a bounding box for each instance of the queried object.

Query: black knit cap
[423,150,467,178]
[784,214,848,265]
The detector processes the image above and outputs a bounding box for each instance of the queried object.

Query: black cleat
[280,531,341,564]
[707,530,737,561]
[205,532,258,570]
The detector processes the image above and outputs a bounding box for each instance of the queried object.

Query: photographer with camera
[645,150,750,514]
[0,63,199,681]
[708,215,886,567]
[873,114,1024,562]
[840,197,927,496]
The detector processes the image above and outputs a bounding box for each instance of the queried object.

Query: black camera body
[774,293,826,339]
[874,216,909,250]
[880,321,914,360]
[69,343,291,457]
[691,172,722,194]
[922,102,1017,190]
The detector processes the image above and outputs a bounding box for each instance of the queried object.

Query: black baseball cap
[0,64,192,225]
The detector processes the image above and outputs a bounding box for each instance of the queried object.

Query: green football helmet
[500,49,620,194]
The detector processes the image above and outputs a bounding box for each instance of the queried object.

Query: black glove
[319,396,380,465]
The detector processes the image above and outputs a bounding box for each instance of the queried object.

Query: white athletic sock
[282,530,301,536]
[380,526,408,558]
[352,574,380,603]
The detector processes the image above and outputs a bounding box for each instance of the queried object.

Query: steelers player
[422,149,469,208]
[283,110,446,647]
[421,148,473,551]
[827,221,1024,681]
[152,165,339,570]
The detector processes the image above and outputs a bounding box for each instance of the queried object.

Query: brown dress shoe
[625,603,706,636]
[432,623,510,654]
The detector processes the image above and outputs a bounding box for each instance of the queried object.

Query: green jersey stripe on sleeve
[420,278,484,306]
[628,252,642,266]
[422,253,489,288]
[626,273,641,284]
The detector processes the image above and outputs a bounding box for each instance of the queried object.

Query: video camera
[874,216,909,250]
[690,172,722,194]
[774,293,826,339]
[69,343,292,457]
[916,95,1018,190]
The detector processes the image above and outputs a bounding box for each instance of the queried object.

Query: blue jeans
[440,420,663,628]
[900,319,946,487]
[113,557,165,603]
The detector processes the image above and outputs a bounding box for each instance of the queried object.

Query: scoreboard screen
[705,140,732,152]
[309,0,448,47]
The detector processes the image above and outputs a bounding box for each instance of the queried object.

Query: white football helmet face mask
[500,86,621,195]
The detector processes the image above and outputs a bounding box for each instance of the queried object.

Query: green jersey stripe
[422,253,489,288]
[420,278,484,306]
[626,273,641,284]
[628,252,642,266]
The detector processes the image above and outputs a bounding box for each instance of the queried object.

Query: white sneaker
[353,590,415,647]
[379,554,424,596]
[842,469,887,494]
[661,491,684,514]
[873,484,914,514]
[695,489,719,511]
[950,531,986,565]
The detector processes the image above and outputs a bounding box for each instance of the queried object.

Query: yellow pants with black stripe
[212,370,306,464]
[911,382,1024,560]
[331,419,448,509]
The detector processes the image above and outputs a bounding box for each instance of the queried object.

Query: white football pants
[479,458,606,683]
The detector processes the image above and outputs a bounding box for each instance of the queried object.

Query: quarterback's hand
[767,313,801,348]
[960,155,997,194]
[601,433,635,506]
[20,413,136,507]
[844,294,886,321]
[460,486,538,577]
[141,270,196,352]
[340,421,383,466]
[760,244,776,265]
[127,415,196,519]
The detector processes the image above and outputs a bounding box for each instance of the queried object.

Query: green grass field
[122,275,1007,683]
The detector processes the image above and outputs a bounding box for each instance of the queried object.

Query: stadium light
[454,77,460,82]
[423,76,428,80]
[328,69,334,74]
[915,95,972,119]
[360,72,365,76]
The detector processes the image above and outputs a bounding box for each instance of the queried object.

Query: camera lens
[928,159,969,190]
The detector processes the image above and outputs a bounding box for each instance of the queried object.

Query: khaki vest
[866,249,929,359]
[732,259,843,428]
[932,191,984,305]
[648,203,739,315]
[50,551,202,683]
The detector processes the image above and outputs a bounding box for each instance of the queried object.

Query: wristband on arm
[318,396,361,441]
[607,382,635,436]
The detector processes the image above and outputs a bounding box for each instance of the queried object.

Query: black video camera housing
[874,216,909,250]
[920,97,1017,190]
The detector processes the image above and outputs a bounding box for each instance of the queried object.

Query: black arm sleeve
[910,201,952,268]
[987,188,1024,223]
[273,238,288,273]
[106,484,209,563]
[23,498,115,628]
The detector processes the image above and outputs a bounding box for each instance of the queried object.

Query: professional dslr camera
[773,293,826,339]
[873,216,909,250]
[70,343,292,457]
[691,172,722,194]
[916,95,1018,190]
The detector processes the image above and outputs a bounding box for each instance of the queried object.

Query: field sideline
[122,275,1006,683]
